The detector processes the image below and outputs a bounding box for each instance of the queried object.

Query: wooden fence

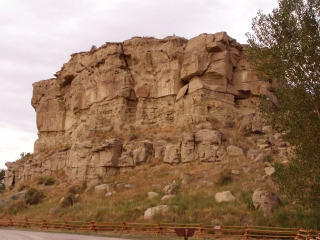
[0,217,319,239]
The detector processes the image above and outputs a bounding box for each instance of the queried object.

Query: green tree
[0,169,5,192]
[246,0,320,210]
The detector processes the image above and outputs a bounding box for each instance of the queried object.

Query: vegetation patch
[25,188,45,205]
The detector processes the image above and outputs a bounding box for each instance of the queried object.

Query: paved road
[0,229,132,240]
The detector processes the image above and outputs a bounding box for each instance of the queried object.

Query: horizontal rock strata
[5,32,276,186]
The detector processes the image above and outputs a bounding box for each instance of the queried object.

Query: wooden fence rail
[0,218,318,239]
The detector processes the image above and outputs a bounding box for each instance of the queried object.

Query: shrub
[17,184,29,192]
[68,184,85,195]
[25,188,45,205]
[38,177,55,186]
[6,200,27,215]
[60,193,80,208]
[216,170,233,186]
[240,191,255,211]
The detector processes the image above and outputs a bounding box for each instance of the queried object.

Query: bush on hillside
[38,176,55,186]
[5,200,28,215]
[25,188,45,205]
[216,170,233,186]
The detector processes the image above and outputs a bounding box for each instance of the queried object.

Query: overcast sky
[0,0,278,169]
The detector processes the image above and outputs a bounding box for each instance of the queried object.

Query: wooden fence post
[24,217,30,228]
[121,221,128,234]
[198,223,203,238]
[244,225,249,239]
[8,218,13,227]
[62,219,70,231]
[41,219,48,229]
[90,221,97,232]
[157,222,163,235]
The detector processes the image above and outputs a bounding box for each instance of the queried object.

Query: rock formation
[5,32,278,187]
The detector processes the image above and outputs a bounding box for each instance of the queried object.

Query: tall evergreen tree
[246,0,320,209]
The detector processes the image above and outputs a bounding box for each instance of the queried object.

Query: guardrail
[0,217,319,239]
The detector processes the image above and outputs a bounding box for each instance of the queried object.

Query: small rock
[263,162,272,167]
[75,194,80,198]
[124,184,134,189]
[163,183,179,195]
[264,167,275,177]
[147,192,158,200]
[231,170,240,175]
[105,192,113,198]
[94,184,110,193]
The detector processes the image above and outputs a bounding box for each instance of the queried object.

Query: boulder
[94,184,110,193]
[144,205,169,219]
[215,190,236,203]
[252,188,281,216]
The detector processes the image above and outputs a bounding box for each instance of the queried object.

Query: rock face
[5,32,276,186]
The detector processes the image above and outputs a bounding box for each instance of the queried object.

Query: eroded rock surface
[5,32,277,186]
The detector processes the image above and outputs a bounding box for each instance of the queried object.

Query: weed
[5,200,28,215]
[68,183,86,195]
[216,170,233,186]
[240,191,255,211]
[17,184,29,192]
[60,193,80,208]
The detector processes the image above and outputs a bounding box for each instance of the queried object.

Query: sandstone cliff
[5,32,279,187]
